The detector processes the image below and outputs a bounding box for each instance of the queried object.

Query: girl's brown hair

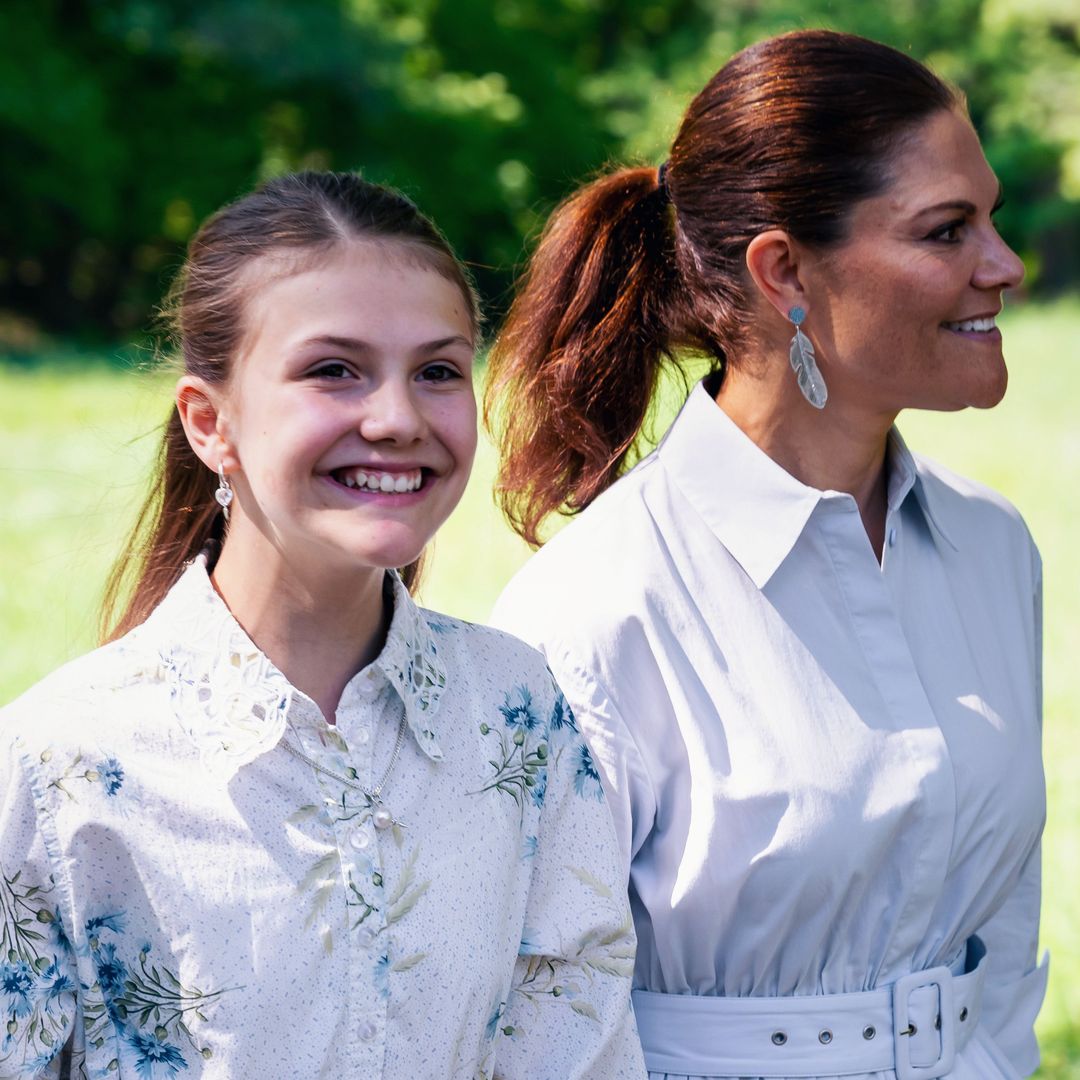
[485,29,961,546]
[101,171,479,642]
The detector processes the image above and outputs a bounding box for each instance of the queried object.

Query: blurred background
[1,0,1077,1072]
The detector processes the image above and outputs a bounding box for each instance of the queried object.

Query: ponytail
[487,31,962,547]
[99,408,220,642]
[484,167,681,547]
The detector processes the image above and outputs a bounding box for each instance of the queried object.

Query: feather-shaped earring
[788,306,828,409]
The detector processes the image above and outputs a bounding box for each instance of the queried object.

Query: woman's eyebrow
[913,183,1004,219]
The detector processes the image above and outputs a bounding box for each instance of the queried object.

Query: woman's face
[215,241,477,578]
[800,108,1024,416]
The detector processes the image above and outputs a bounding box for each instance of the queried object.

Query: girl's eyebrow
[298,334,474,354]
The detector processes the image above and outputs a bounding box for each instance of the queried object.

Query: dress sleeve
[0,735,80,1080]
[973,556,1048,1077]
[491,675,647,1080]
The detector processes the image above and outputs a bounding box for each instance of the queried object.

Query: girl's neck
[210,522,390,723]
[714,364,895,560]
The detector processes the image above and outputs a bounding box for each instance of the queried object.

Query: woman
[488,30,1047,1080]
[0,172,645,1079]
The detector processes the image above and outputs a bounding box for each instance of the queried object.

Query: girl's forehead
[234,245,475,365]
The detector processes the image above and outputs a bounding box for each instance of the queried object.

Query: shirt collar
[657,381,953,587]
[657,382,823,588]
[142,557,447,774]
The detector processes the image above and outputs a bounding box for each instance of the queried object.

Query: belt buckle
[892,966,956,1080]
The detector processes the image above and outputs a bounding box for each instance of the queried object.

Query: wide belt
[632,935,986,1079]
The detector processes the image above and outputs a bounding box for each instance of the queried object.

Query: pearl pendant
[372,806,394,830]
[215,487,233,508]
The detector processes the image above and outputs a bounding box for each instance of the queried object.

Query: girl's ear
[744,228,810,321]
[175,376,236,473]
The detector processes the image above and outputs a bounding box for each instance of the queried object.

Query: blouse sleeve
[492,676,647,1080]
[0,735,80,1079]
[973,558,1049,1077]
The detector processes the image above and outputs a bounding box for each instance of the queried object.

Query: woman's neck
[210,523,390,723]
[714,364,895,560]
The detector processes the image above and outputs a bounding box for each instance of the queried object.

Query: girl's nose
[357,379,428,444]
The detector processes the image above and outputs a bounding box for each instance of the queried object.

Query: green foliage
[1,0,1079,341]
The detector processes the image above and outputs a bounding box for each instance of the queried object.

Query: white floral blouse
[0,558,645,1080]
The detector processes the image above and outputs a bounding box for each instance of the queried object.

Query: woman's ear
[175,376,236,473]
[745,229,809,322]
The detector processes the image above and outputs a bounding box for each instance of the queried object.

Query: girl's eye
[310,361,352,379]
[928,220,964,243]
[419,363,462,383]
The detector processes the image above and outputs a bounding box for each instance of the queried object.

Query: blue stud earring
[788,306,827,409]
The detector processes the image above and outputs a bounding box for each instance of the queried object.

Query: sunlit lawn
[1,300,1077,1074]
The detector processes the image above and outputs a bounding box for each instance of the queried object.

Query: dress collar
[657,381,952,588]
[141,557,447,774]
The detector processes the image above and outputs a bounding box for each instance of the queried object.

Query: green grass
[2,301,1078,1074]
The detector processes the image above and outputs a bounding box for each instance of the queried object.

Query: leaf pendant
[789,326,828,409]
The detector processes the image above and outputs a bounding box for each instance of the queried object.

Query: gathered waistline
[632,935,987,1079]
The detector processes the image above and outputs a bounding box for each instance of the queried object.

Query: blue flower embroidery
[530,767,547,808]
[86,912,125,937]
[99,757,125,796]
[0,958,34,1017]
[126,1028,189,1077]
[573,743,604,802]
[549,694,578,737]
[34,960,75,1007]
[499,686,539,731]
[521,835,538,860]
[93,941,129,998]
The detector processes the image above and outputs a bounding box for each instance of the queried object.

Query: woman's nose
[974,226,1025,292]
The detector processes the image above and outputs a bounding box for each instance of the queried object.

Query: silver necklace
[280,713,408,830]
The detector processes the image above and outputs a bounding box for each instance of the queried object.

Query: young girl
[0,172,645,1079]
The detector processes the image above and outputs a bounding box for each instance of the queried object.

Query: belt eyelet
[771,1031,787,1046]
[818,1029,833,1045]
[959,1006,969,1022]
[862,1025,876,1040]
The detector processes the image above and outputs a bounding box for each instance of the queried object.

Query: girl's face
[210,241,477,578]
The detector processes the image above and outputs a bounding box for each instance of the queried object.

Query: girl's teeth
[336,468,423,492]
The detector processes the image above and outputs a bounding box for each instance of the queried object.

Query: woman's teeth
[335,468,424,493]
[944,316,996,333]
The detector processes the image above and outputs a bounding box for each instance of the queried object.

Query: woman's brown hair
[485,29,962,546]
[101,171,479,642]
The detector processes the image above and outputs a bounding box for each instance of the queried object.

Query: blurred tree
[0,0,1077,342]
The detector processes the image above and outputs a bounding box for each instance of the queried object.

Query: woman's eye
[419,363,461,383]
[928,220,964,243]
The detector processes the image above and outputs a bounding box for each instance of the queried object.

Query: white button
[887,527,897,547]
[350,830,371,851]
[358,1021,377,1042]
[355,728,370,745]
[357,926,377,947]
